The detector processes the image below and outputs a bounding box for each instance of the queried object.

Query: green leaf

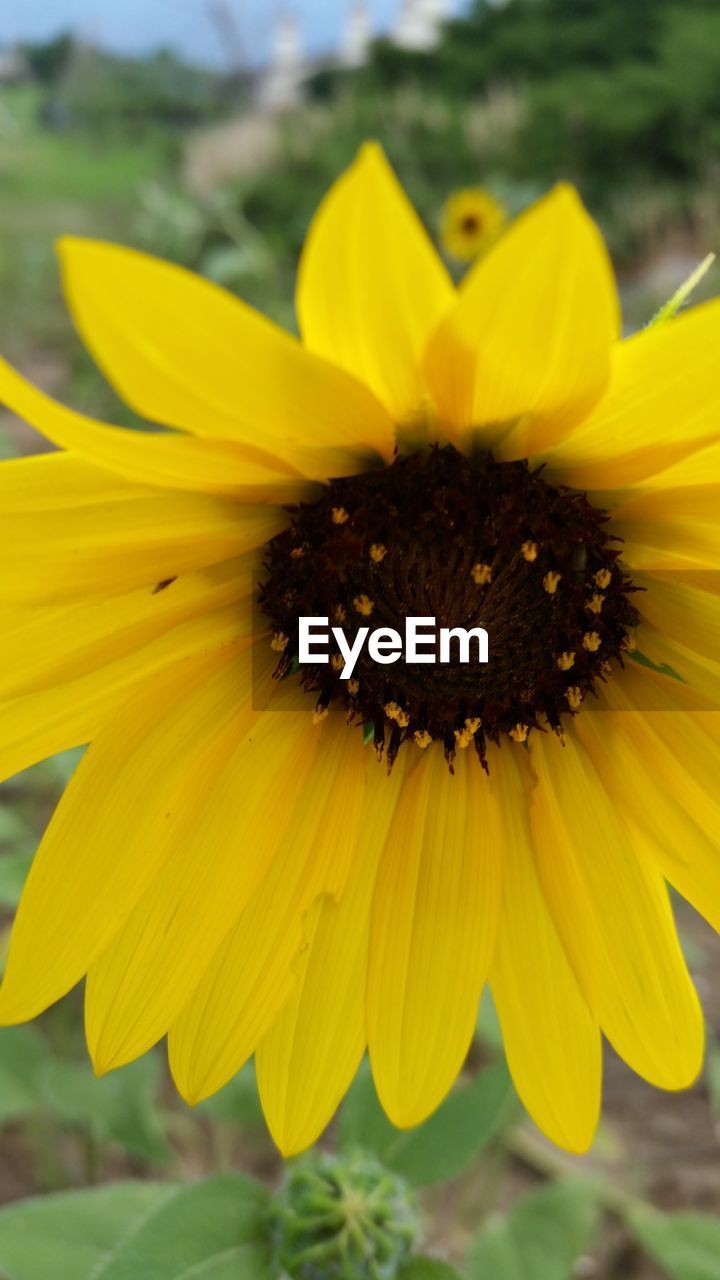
[93,1175,272,1280]
[648,253,715,327]
[705,1034,720,1116]
[198,1062,264,1129]
[339,1059,515,1186]
[628,650,686,683]
[0,808,34,849]
[0,1182,170,1280]
[476,989,504,1051]
[399,1260,464,1280]
[628,1204,720,1280]
[467,1180,601,1280]
[0,1177,272,1280]
[0,1026,49,1124]
[38,1053,171,1163]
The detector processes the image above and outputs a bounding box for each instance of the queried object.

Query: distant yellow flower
[0,143,718,1162]
[441,186,507,260]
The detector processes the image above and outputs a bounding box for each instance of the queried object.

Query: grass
[0,85,174,358]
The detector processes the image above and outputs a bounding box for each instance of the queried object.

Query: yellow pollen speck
[312,706,328,724]
[471,562,493,585]
[414,729,432,749]
[334,604,347,623]
[384,701,410,728]
[566,686,583,710]
[594,568,612,589]
[622,633,637,652]
[587,593,605,614]
[331,654,344,672]
[509,723,529,743]
[331,506,349,525]
[353,594,375,616]
[454,716,482,749]
[290,546,305,560]
[347,679,359,695]
[521,540,538,562]
[599,660,613,678]
[543,571,561,594]
[583,631,602,652]
[370,543,387,563]
[556,651,575,671]
[270,632,289,652]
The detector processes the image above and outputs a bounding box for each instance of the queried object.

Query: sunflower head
[441,186,507,261]
[0,139,717,1168]
[272,1152,418,1280]
[260,445,639,769]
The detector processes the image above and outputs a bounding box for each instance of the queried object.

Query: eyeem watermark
[298,616,489,681]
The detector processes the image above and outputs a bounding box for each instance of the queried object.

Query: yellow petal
[635,574,720,666]
[529,729,704,1090]
[610,440,720,494]
[0,645,249,1023]
[0,557,251,700]
[0,355,311,499]
[0,451,165,512]
[367,745,503,1128]
[297,142,455,427]
[86,702,323,1072]
[594,664,720,854]
[543,299,720,488]
[637,628,720,707]
[599,650,712,721]
[575,692,720,934]
[256,756,408,1156]
[0,489,282,603]
[57,237,394,467]
[612,486,719,569]
[424,184,619,450]
[620,540,716,574]
[0,604,251,785]
[487,752,600,1154]
[169,717,369,1103]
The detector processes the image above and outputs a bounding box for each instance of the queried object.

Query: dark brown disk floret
[259,446,639,770]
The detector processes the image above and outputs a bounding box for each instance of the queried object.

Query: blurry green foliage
[0,1026,170,1165]
[0,1182,170,1279]
[343,0,720,198]
[198,1061,265,1131]
[0,1176,272,1280]
[20,32,74,88]
[399,1264,463,1280]
[339,1060,516,1188]
[57,46,224,138]
[301,0,720,267]
[467,1180,602,1280]
[627,1203,720,1280]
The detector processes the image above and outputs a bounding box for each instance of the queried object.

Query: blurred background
[1,3,720,1277]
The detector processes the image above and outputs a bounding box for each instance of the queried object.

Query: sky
[0,1,462,67]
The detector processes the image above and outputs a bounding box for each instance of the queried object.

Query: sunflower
[440,186,507,261]
[0,143,718,1159]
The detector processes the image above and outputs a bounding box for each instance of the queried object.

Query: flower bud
[272,1152,419,1280]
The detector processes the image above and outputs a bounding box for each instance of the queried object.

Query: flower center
[460,213,481,235]
[260,446,639,769]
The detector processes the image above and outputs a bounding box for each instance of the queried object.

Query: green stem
[505,1127,639,1218]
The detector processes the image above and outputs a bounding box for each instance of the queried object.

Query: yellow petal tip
[356,139,386,166]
